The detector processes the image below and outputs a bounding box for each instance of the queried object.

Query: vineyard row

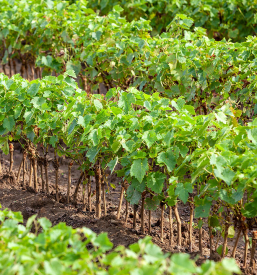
[1,1,257,119]
[0,207,240,275]
[0,72,257,269]
[86,0,257,41]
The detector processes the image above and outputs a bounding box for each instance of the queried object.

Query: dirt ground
[0,144,256,275]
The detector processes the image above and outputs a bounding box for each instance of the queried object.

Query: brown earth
[0,144,256,275]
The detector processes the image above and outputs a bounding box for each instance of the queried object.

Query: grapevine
[0,0,257,272]
[0,72,256,270]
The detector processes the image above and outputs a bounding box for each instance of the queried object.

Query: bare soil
[0,144,256,275]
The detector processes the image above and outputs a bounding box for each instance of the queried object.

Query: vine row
[1,1,257,119]
[1,72,257,269]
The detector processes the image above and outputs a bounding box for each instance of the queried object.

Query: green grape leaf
[49,136,58,147]
[27,83,40,96]
[215,112,227,124]
[163,131,173,147]
[26,214,37,229]
[86,146,99,163]
[177,98,185,110]
[94,232,113,251]
[126,185,141,205]
[214,168,235,186]
[209,215,220,227]
[131,178,146,192]
[31,97,47,109]
[92,31,102,41]
[94,99,103,111]
[175,182,192,204]
[242,198,257,218]
[38,217,52,231]
[3,116,15,131]
[170,253,197,274]
[146,172,166,194]
[142,130,157,148]
[157,149,176,172]
[107,157,118,174]
[195,198,212,218]
[130,158,148,183]
[68,119,77,135]
[65,70,76,78]
[177,144,189,158]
